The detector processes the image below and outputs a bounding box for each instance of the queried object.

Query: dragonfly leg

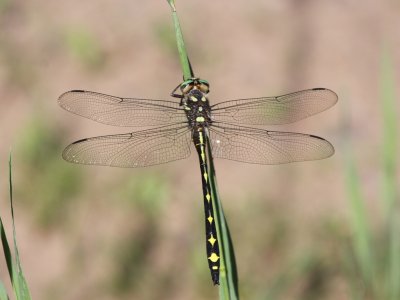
[170,82,184,99]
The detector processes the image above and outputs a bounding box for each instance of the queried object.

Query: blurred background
[0,0,399,299]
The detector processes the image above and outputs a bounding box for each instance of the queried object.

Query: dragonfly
[58,78,337,285]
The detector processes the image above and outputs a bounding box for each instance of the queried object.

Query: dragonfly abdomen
[193,128,220,285]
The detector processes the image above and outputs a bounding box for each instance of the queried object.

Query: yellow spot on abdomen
[206,194,211,202]
[208,253,220,263]
[208,234,217,246]
[190,96,198,102]
[207,215,213,224]
[212,266,219,270]
[204,172,208,182]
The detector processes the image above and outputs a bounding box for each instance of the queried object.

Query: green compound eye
[197,79,210,93]
[181,79,194,87]
[198,79,209,86]
[179,78,210,94]
[180,79,195,93]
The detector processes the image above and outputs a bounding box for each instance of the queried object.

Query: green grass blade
[206,138,239,300]
[166,0,194,80]
[388,215,400,300]
[344,153,374,291]
[380,47,397,216]
[380,47,400,300]
[165,2,238,296]
[341,249,363,300]
[0,212,13,283]
[8,154,32,300]
[0,282,9,300]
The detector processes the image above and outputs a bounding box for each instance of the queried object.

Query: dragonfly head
[180,78,210,95]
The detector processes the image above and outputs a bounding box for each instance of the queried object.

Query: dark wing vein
[208,124,334,165]
[62,125,192,168]
[211,88,337,125]
[58,90,187,127]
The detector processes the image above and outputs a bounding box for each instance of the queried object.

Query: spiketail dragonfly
[58,78,337,284]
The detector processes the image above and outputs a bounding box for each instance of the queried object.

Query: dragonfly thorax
[182,89,212,128]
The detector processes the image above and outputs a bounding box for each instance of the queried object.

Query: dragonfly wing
[62,125,192,167]
[208,124,334,165]
[211,88,337,125]
[58,90,187,127]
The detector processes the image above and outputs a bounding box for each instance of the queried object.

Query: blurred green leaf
[259,253,329,300]
[342,45,399,300]
[380,46,399,300]
[344,154,374,291]
[0,46,37,90]
[17,117,82,227]
[121,172,169,218]
[0,281,9,300]
[19,117,61,167]
[380,46,397,216]
[64,27,105,70]
[110,220,159,295]
[9,155,32,300]
[0,155,32,300]
[153,20,176,56]
[0,0,11,12]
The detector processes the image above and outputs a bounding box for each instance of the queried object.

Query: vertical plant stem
[165,1,239,297]
[0,154,32,300]
[380,46,399,300]
[166,0,194,80]
[0,282,8,300]
[207,138,239,300]
[8,154,32,300]
[344,153,375,295]
[380,47,397,216]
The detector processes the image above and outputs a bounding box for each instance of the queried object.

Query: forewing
[211,88,337,125]
[208,124,334,165]
[62,125,192,167]
[58,90,187,127]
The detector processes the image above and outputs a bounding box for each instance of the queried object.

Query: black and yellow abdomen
[193,128,220,285]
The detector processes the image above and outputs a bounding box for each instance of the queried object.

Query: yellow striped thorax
[182,87,212,128]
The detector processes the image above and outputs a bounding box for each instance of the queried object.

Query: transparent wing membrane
[211,88,338,125]
[62,125,192,168]
[208,124,334,165]
[60,87,336,167]
[58,90,187,127]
